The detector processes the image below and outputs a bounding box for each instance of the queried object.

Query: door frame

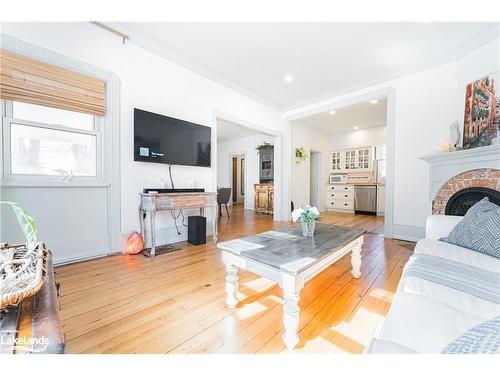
[283,87,395,238]
[212,111,283,220]
[309,150,322,209]
[228,151,246,207]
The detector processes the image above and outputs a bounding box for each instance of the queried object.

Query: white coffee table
[217,223,365,349]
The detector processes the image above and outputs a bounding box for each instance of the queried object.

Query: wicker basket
[0,242,48,310]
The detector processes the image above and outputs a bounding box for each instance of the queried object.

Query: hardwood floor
[56,207,413,354]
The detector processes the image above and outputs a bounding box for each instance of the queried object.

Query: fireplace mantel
[420,144,500,199]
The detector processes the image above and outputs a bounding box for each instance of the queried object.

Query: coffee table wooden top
[217,223,365,275]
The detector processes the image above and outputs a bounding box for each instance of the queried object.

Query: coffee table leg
[225,263,239,308]
[351,238,362,278]
[283,290,300,349]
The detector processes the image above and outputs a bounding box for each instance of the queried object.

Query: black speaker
[188,215,206,245]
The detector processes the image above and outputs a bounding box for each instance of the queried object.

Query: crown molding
[102,22,285,111]
[95,23,500,115]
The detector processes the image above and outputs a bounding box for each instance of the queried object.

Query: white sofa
[366,215,500,353]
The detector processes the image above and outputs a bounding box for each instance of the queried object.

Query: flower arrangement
[292,205,320,237]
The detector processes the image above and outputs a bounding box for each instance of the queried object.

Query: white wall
[0,22,283,252]
[329,126,386,150]
[457,38,500,142]
[217,133,274,210]
[291,123,331,211]
[286,34,500,241]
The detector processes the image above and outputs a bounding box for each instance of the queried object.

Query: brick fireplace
[421,144,500,217]
[432,168,500,214]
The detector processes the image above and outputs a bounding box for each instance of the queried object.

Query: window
[3,101,99,180]
[374,144,387,182]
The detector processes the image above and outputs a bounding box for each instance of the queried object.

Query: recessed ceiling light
[353,126,359,130]
[329,110,336,115]
[284,74,293,83]
[370,99,378,104]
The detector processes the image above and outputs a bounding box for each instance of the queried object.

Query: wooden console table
[139,192,218,258]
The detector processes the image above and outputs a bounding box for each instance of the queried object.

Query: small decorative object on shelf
[295,147,308,165]
[449,121,461,151]
[292,205,320,237]
[438,141,452,153]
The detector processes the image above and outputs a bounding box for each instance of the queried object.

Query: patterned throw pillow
[442,315,500,354]
[441,197,500,259]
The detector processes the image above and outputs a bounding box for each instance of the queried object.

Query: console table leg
[351,238,362,278]
[225,264,238,308]
[282,290,300,349]
[150,210,156,258]
[213,206,218,242]
[139,208,145,236]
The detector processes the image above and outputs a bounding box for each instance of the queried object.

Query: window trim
[1,99,105,186]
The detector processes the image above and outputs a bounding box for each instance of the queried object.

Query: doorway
[231,154,245,205]
[310,151,321,209]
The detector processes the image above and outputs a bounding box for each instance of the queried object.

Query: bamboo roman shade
[0,49,106,116]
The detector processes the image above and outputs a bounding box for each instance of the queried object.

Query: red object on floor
[125,231,144,255]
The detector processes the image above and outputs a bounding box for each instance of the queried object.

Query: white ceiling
[217,119,261,143]
[111,22,498,111]
[293,98,387,134]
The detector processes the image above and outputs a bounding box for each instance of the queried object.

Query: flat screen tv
[134,108,211,167]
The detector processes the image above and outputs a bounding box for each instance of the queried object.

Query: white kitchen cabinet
[377,185,385,216]
[329,147,373,172]
[325,184,354,213]
[330,151,342,171]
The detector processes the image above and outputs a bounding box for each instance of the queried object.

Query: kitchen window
[374,144,387,182]
[2,100,100,181]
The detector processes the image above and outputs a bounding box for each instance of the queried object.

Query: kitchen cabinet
[329,147,373,172]
[325,184,354,213]
[330,151,342,171]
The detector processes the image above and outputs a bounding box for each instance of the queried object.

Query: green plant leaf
[0,201,38,246]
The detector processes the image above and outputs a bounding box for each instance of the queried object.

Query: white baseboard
[391,224,425,242]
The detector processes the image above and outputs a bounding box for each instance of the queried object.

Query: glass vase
[301,220,316,237]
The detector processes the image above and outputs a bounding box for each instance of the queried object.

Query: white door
[310,151,321,208]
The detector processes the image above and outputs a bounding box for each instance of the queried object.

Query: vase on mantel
[301,221,316,237]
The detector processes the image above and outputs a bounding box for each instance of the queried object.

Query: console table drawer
[172,196,207,208]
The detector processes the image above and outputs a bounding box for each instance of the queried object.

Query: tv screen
[134,108,211,167]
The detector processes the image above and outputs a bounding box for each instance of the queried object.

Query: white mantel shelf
[419,144,500,199]
[420,144,500,163]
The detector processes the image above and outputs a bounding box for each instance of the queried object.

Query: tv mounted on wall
[134,108,211,167]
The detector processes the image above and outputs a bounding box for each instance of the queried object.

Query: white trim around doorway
[212,111,284,221]
[282,87,396,238]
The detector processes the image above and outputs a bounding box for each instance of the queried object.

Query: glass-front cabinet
[330,151,342,171]
[329,147,373,172]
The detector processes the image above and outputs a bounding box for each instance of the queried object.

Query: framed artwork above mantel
[462,71,499,149]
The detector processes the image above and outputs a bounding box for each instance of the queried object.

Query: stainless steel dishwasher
[354,185,377,214]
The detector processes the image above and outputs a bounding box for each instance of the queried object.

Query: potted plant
[0,201,38,247]
[292,205,320,237]
[255,141,273,154]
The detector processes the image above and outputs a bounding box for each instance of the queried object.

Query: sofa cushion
[366,338,419,354]
[415,239,500,273]
[441,197,500,259]
[374,292,486,353]
[401,253,500,319]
